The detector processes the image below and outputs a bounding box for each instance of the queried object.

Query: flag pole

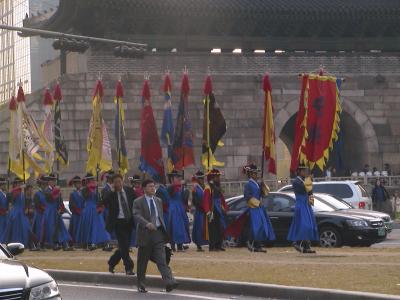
[181,66,187,180]
[261,75,267,180]
[7,158,11,190]
[206,67,211,171]
[117,78,122,174]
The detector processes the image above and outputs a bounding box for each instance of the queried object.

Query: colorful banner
[160,74,175,173]
[201,75,226,170]
[172,72,195,170]
[53,83,69,166]
[290,74,341,171]
[139,79,166,183]
[114,80,129,175]
[41,88,54,173]
[262,75,277,175]
[86,80,112,175]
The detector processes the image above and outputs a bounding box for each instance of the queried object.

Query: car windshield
[356,183,369,197]
[0,245,9,258]
[312,198,336,212]
[315,194,353,209]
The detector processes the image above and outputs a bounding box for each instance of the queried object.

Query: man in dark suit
[105,173,135,275]
[133,179,178,293]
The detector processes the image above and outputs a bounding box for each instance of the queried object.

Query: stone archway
[274,97,380,176]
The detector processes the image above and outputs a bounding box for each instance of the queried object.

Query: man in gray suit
[133,179,178,293]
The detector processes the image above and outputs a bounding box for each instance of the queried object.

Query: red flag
[139,79,166,183]
[291,74,341,171]
[262,75,277,175]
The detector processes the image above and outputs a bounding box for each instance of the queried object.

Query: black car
[0,243,61,299]
[312,193,393,233]
[226,192,387,247]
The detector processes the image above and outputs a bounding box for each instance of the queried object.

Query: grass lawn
[19,246,400,296]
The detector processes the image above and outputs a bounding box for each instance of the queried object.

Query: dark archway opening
[278,111,366,177]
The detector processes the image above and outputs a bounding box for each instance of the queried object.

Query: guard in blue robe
[1,178,35,248]
[68,176,85,244]
[287,165,319,254]
[31,177,47,250]
[225,164,275,252]
[191,171,208,251]
[203,169,228,252]
[77,173,111,250]
[157,170,190,251]
[243,164,275,252]
[42,173,72,251]
[0,178,9,241]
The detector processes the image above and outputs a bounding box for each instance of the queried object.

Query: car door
[263,194,295,242]
[226,197,247,225]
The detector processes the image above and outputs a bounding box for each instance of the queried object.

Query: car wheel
[319,227,342,248]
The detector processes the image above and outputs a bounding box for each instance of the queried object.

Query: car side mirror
[7,243,25,256]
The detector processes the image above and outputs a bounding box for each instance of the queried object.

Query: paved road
[58,282,275,300]
[373,228,400,248]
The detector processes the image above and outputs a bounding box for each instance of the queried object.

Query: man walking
[133,179,178,293]
[105,173,135,275]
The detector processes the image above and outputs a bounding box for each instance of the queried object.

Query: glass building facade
[0,0,58,103]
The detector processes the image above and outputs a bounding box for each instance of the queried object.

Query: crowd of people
[0,163,319,256]
[0,163,320,291]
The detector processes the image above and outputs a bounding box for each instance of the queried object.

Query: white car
[278,181,373,210]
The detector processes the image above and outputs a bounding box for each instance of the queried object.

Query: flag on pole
[160,73,175,173]
[41,88,54,173]
[139,79,165,183]
[172,72,195,170]
[201,75,226,170]
[8,96,27,179]
[114,80,129,175]
[86,80,112,175]
[53,83,68,166]
[290,74,341,171]
[16,85,54,178]
[262,75,277,175]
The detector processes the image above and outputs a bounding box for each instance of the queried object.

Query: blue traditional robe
[287,176,319,241]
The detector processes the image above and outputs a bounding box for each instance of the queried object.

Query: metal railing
[58,176,400,199]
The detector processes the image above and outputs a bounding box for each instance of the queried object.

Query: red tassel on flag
[116,80,124,98]
[17,86,25,103]
[53,83,62,101]
[203,75,213,95]
[43,89,53,106]
[9,96,17,110]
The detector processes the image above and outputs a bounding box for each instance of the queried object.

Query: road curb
[47,269,400,300]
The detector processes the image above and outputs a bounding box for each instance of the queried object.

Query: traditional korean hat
[101,169,115,181]
[206,169,222,182]
[44,172,57,181]
[167,169,183,178]
[0,177,7,184]
[128,174,142,183]
[68,176,82,186]
[243,163,260,174]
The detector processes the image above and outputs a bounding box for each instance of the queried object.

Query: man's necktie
[150,198,157,226]
[119,191,131,219]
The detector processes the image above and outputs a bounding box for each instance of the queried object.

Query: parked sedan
[314,193,394,233]
[226,192,387,248]
[0,243,61,299]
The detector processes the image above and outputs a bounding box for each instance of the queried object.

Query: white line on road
[58,283,234,300]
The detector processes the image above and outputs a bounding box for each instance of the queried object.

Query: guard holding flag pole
[287,164,319,254]
[242,163,275,252]
[203,169,228,252]
[191,171,208,252]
